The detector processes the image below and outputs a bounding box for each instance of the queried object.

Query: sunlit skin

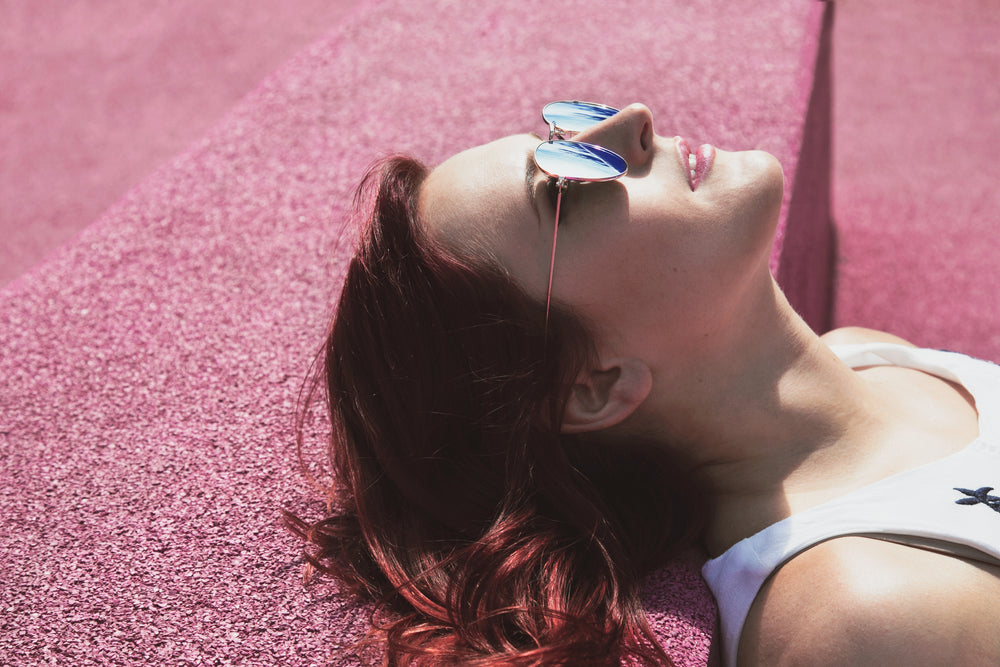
[417,103,1000,664]
[421,105,782,362]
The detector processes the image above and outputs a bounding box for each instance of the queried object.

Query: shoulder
[819,326,917,348]
[739,536,1000,666]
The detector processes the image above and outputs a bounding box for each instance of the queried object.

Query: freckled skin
[419,104,784,359]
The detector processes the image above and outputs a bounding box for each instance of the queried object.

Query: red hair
[287,156,706,665]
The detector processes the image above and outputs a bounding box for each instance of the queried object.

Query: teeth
[689,153,697,179]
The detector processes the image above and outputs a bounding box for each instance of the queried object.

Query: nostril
[640,121,653,152]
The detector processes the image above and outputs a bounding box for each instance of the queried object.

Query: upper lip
[675,136,694,190]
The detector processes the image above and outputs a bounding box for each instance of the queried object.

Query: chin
[747,149,784,189]
[721,150,785,268]
[713,148,784,199]
[742,150,785,229]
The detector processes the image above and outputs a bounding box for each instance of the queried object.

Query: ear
[561,358,652,434]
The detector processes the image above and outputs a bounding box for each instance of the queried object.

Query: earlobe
[561,358,652,434]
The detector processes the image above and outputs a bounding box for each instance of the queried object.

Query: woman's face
[418,103,784,362]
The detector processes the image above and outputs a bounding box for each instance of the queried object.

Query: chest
[862,363,981,470]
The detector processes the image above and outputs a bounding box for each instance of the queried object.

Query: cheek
[546,155,783,341]
[553,216,686,340]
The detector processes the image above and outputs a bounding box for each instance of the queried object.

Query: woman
[289,102,1000,665]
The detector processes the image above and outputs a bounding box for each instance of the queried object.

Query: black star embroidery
[954,487,1000,513]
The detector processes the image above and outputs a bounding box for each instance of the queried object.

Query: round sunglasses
[534,101,628,331]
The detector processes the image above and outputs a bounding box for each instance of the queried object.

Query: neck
[640,276,889,555]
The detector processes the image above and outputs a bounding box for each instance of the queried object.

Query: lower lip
[675,137,716,191]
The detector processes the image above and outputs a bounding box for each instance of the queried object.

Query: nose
[573,103,654,173]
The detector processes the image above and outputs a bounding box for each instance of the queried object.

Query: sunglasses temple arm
[543,179,566,336]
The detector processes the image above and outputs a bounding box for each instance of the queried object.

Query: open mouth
[676,137,716,191]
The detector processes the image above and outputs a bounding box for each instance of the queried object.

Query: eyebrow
[525,147,542,227]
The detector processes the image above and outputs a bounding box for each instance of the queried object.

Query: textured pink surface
[0,1,829,664]
[0,0,362,287]
[831,1,1000,361]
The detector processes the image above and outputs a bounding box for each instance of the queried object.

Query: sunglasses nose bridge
[548,121,572,142]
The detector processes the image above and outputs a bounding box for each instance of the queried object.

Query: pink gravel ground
[0,0,362,287]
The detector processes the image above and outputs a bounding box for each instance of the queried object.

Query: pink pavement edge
[831,2,1000,361]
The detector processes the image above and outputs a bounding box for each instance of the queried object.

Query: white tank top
[701,343,1000,667]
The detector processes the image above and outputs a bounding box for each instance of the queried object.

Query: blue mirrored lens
[542,101,620,135]
[534,141,627,182]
